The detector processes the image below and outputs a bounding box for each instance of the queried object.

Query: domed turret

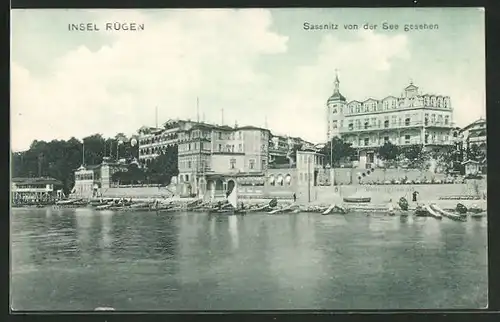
[327,71,346,104]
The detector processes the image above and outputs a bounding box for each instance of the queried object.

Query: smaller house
[12,177,64,205]
[462,160,480,176]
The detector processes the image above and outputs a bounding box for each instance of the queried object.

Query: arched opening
[215,179,224,191]
[227,180,236,195]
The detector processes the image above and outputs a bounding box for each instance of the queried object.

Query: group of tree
[320,137,358,167]
[111,146,179,186]
[11,133,145,194]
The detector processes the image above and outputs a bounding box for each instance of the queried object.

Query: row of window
[332,114,450,131]
[334,96,451,115]
[75,174,94,181]
[268,174,292,186]
[179,142,211,152]
[14,184,50,189]
[139,133,178,146]
[344,133,451,146]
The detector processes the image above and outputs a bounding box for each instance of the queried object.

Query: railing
[340,120,453,133]
[268,163,296,169]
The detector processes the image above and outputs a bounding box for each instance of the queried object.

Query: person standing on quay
[293,193,297,203]
[412,190,419,203]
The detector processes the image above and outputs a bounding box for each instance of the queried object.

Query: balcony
[340,120,453,134]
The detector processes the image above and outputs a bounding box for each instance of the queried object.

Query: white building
[326,72,455,169]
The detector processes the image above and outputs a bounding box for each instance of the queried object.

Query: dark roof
[12,177,63,186]
[405,84,418,90]
[236,125,271,132]
[327,91,346,103]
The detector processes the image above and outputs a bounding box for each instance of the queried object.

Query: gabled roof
[461,118,486,132]
[462,160,480,165]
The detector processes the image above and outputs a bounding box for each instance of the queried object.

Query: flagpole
[82,140,85,166]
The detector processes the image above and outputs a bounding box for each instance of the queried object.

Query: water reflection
[228,216,239,250]
[100,212,113,260]
[10,208,488,310]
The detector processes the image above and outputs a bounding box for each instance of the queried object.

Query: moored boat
[424,205,442,219]
[430,204,466,222]
[343,197,371,203]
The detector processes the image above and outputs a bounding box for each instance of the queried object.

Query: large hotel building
[326,73,455,169]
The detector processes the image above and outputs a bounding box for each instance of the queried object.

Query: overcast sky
[11,8,485,151]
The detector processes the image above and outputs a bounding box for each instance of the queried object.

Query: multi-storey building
[138,119,196,164]
[460,117,486,158]
[326,72,455,169]
[177,123,271,198]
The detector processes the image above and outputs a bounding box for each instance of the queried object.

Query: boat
[470,212,486,219]
[343,197,371,203]
[322,204,337,215]
[424,204,442,219]
[322,203,347,215]
[430,204,466,222]
[268,204,294,215]
[414,205,429,217]
[209,183,240,215]
[96,204,111,210]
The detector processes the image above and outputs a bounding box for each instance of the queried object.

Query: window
[285,174,291,185]
[392,116,397,125]
[262,160,266,170]
[364,122,369,129]
[424,114,429,126]
[332,120,338,129]
[269,175,275,186]
[384,120,389,128]
[218,144,222,151]
[226,145,231,152]
[355,106,360,113]
[425,134,429,144]
[277,175,284,186]
[356,120,361,129]
[371,118,376,127]
[364,138,369,146]
[249,159,255,170]
[238,144,242,152]
[218,132,223,139]
[348,123,354,130]
[384,136,389,143]
[444,135,449,142]
[437,115,443,124]
[188,161,192,169]
[188,143,191,151]
[444,116,449,125]
[431,114,436,124]
[405,118,410,126]
[230,158,236,169]
[384,101,388,110]
[405,135,411,144]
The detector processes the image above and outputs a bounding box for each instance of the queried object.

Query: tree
[377,142,400,166]
[321,137,356,167]
[467,143,485,162]
[400,144,430,170]
[146,146,179,185]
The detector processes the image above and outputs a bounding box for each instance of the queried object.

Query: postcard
[10,8,487,311]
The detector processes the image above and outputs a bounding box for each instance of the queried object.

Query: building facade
[138,119,197,164]
[460,117,486,157]
[176,123,271,198]
[12,177,64,205]
[72,158,128,198]
[327,72,455,169]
